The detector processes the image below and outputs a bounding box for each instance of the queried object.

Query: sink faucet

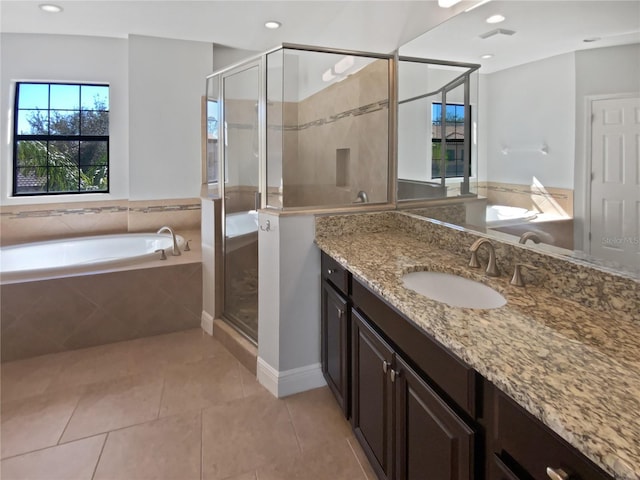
[469,238,499,277]
[519,232,541,244]
[157,226,181,256]
[510,263,538,287]
[354,190,369,203]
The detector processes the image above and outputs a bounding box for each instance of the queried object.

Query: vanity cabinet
[321,252,351,417]
[319,250,614,480]
[351,280,478,480]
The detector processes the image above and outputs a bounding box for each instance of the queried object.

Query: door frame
[582,92,639,255]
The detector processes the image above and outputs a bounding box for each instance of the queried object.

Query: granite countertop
[316,229,640,480]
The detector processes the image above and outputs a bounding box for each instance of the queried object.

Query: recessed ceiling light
[480,54,494,59]
[486,14,505,24]
[438,0,462,7]
[39,4,63,13]
[264,21,281,29]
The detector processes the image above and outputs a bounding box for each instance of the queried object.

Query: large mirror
[398,0,640,278]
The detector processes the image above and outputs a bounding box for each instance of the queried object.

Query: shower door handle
[254,191,261,211]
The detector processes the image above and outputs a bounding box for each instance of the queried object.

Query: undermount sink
[402,271,507,309]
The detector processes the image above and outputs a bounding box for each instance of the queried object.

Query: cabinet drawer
[321,251,350,296]
[352,278,478,417]
[494,391,612,480]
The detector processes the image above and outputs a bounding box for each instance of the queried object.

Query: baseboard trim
[257,357,326,398]
[200,311,214,336]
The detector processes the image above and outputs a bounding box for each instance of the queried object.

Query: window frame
[12,81,110,197]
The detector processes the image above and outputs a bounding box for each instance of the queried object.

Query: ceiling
[2,1,638,74]
[0,0,473,54]
[400,0,640,73]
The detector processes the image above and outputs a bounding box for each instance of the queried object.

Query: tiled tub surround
[315,211,640,480]
[1,198,201,245]
[1,260,202,363]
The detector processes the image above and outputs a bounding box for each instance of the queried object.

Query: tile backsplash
[1,198,201,245]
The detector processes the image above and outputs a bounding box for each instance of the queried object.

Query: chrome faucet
[519,232,541,245]
[157,226,181,256]
[354,190,369,203]
[469,238,499,277]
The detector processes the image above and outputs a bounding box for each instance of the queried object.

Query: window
[431,102,469,179]
[206,99,219,184]
[13,82,109,195]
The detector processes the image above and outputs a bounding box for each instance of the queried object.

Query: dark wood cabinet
[321,280,350,416]
[352,306,476,480]
[395,355,475,480]
[487,386,612,480]
[321,252,351,417]
[352,309,395,479]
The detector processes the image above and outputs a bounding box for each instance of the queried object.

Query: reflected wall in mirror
[399,1,640,277]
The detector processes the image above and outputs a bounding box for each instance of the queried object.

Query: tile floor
[0,328,376,480]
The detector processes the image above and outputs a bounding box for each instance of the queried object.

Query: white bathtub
[225,211,258,252]
[0,233,185,284]
[486,205,538,227]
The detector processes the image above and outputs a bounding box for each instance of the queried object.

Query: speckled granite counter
[315,211,640,480]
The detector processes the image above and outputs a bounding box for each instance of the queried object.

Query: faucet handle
[155,249,167,260]
[510,263,538,287]
[184,240,191,252]
[469,251,481,268]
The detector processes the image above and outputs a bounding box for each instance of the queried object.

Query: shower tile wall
[283,59,390,207]
[1,198,201,245]
[0,262,202,362]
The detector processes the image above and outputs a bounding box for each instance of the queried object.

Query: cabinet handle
[336,308,343,319]
[327,268,336,275]
[546,467,569,480]
[390,369,401,383]
[382,360,390,374]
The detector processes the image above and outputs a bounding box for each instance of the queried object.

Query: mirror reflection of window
[431,102,469,179]
[207,99,219,184]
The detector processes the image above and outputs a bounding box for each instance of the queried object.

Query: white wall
[0,33,129,204]
[257,212,325,397]
[480,52,576,188]
[1,33,212,205]
[128,35,212,200]
[573,43,640,250]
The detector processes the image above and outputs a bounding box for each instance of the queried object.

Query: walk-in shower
[206,44,393,343]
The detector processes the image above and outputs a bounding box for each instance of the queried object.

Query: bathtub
[486,205,538,227]
[0,232,185,284]
[225,211,258,252]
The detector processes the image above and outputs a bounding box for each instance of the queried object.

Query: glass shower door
[222,63,260,342]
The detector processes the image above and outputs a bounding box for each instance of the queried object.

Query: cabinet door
[321,281,349,416]
[395,355,475,480]
[352,309,395,480]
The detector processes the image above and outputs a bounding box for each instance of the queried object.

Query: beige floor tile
[255,437,366,480]
[347,436,378,480]
[239,364,267,398]
[1,352,69,403]
[0,434,106,480]
[93,411,201,480]
[1,389,82,459]
[159,356,244,417]
[126,328,229,375]
[202,392,301,480]
[285,386,352,452]
[46,341,135,390]
[60,374,163,443]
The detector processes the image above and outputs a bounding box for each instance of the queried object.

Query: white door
[589,96,640,268]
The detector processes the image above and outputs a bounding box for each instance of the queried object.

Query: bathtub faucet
[157,226,181,256]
